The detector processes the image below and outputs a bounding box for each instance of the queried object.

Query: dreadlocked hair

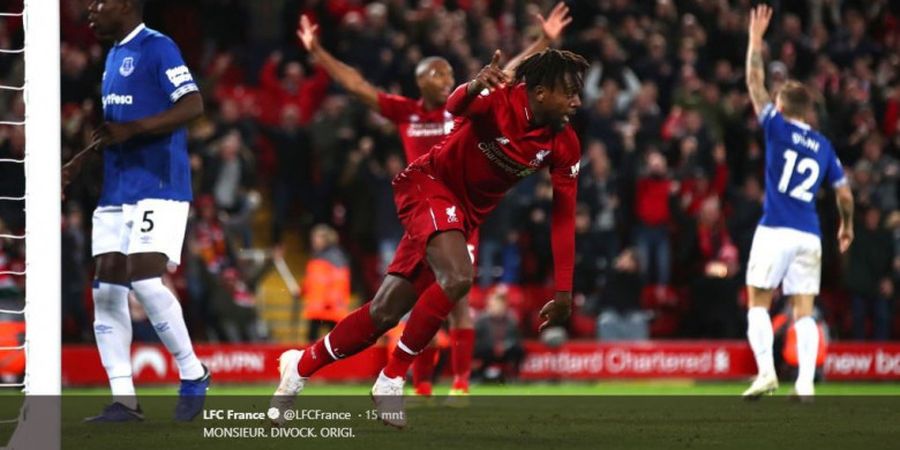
[513,49,589,91]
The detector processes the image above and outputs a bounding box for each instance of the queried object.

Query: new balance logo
[530,149,551,167]
[165,65,194,88]
[446,206,459,223]
[569,162,581,178]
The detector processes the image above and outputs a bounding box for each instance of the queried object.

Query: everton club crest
[119,57,135,77]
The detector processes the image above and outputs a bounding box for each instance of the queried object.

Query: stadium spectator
[301,224,350,342]
[845,206,894,340]
[62,204,89,342]
[199,129,258,247]
[854,134,899,212]
[634,150,674,287]
[678,196,742,338]
[473,286,525,382]
[49,0,900,343]
[596,248,648,341]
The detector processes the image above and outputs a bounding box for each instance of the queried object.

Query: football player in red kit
[295,3,572,399]
[271,47,588,428]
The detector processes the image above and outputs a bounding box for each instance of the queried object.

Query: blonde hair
[777,80,812,119]
[311,224,339,247]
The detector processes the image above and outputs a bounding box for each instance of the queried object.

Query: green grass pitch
[47,381,900,449]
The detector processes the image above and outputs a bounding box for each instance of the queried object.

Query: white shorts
[746,225,822,295]
[91,199,190,265]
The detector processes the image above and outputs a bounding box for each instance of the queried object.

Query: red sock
[450,328,474,391]
[297,303,379,377]
[412,347,438,395]
[383,284,456,379]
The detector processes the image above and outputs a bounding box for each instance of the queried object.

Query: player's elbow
[187,93,205,119]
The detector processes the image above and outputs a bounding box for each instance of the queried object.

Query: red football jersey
[377,92,455,163]
[415,83,581,291]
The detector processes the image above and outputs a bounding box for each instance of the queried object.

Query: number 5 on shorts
[141,210,155,232]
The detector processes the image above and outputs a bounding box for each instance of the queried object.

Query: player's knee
[437,271,472,301]
[368,302,402,331]
[130,277,176,317]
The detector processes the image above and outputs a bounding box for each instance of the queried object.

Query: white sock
[746,307,775,377]
[93,282,137,409]
[131,278,205,380]
[794,316,819,387]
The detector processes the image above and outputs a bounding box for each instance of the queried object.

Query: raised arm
[445,50,508,117]
[502,2,572,78]
[297,14,380,110]
[746,5,773,115]
[835,184,854,253]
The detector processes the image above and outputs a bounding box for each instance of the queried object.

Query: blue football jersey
[98,24,198,206]
[758,103,847,236]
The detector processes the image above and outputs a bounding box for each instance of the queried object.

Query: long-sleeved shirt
[412,82,580,291]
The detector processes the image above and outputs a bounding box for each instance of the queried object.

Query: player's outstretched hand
[91,122,136,149]
[748,4,773,40]
[838,225,854,253]
[297,14,319,52]
[538,292,572,332]
[537,2,572,41]
[469,50,508,95]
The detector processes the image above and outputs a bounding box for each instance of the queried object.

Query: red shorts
[386,168,479,294]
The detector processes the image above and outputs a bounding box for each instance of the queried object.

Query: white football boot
[742,372,779,399]
[269,349,307,425]
[371,370,407,429]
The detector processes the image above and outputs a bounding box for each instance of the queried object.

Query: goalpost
[0,1,65,447]
[23,0,61,396]
[0,1,62,448]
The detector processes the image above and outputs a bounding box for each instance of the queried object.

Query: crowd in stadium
[0,0,897,344]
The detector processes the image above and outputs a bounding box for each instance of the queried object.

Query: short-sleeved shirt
[376,92,454,163]
[99,24,199,206]
[758,103,847,236]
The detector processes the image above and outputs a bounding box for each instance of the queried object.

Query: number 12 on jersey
[777,149,819,202]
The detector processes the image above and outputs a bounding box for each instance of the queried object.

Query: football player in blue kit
[741,5,854,399]
[63,0,209,421]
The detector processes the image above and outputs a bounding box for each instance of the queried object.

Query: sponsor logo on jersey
[119,57,135,77]
[477,140,536,178]
[102,93,134,108]
[165,65,194,88]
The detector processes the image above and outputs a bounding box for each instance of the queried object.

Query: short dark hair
[777,80,812,118]
[513,49,589,92]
